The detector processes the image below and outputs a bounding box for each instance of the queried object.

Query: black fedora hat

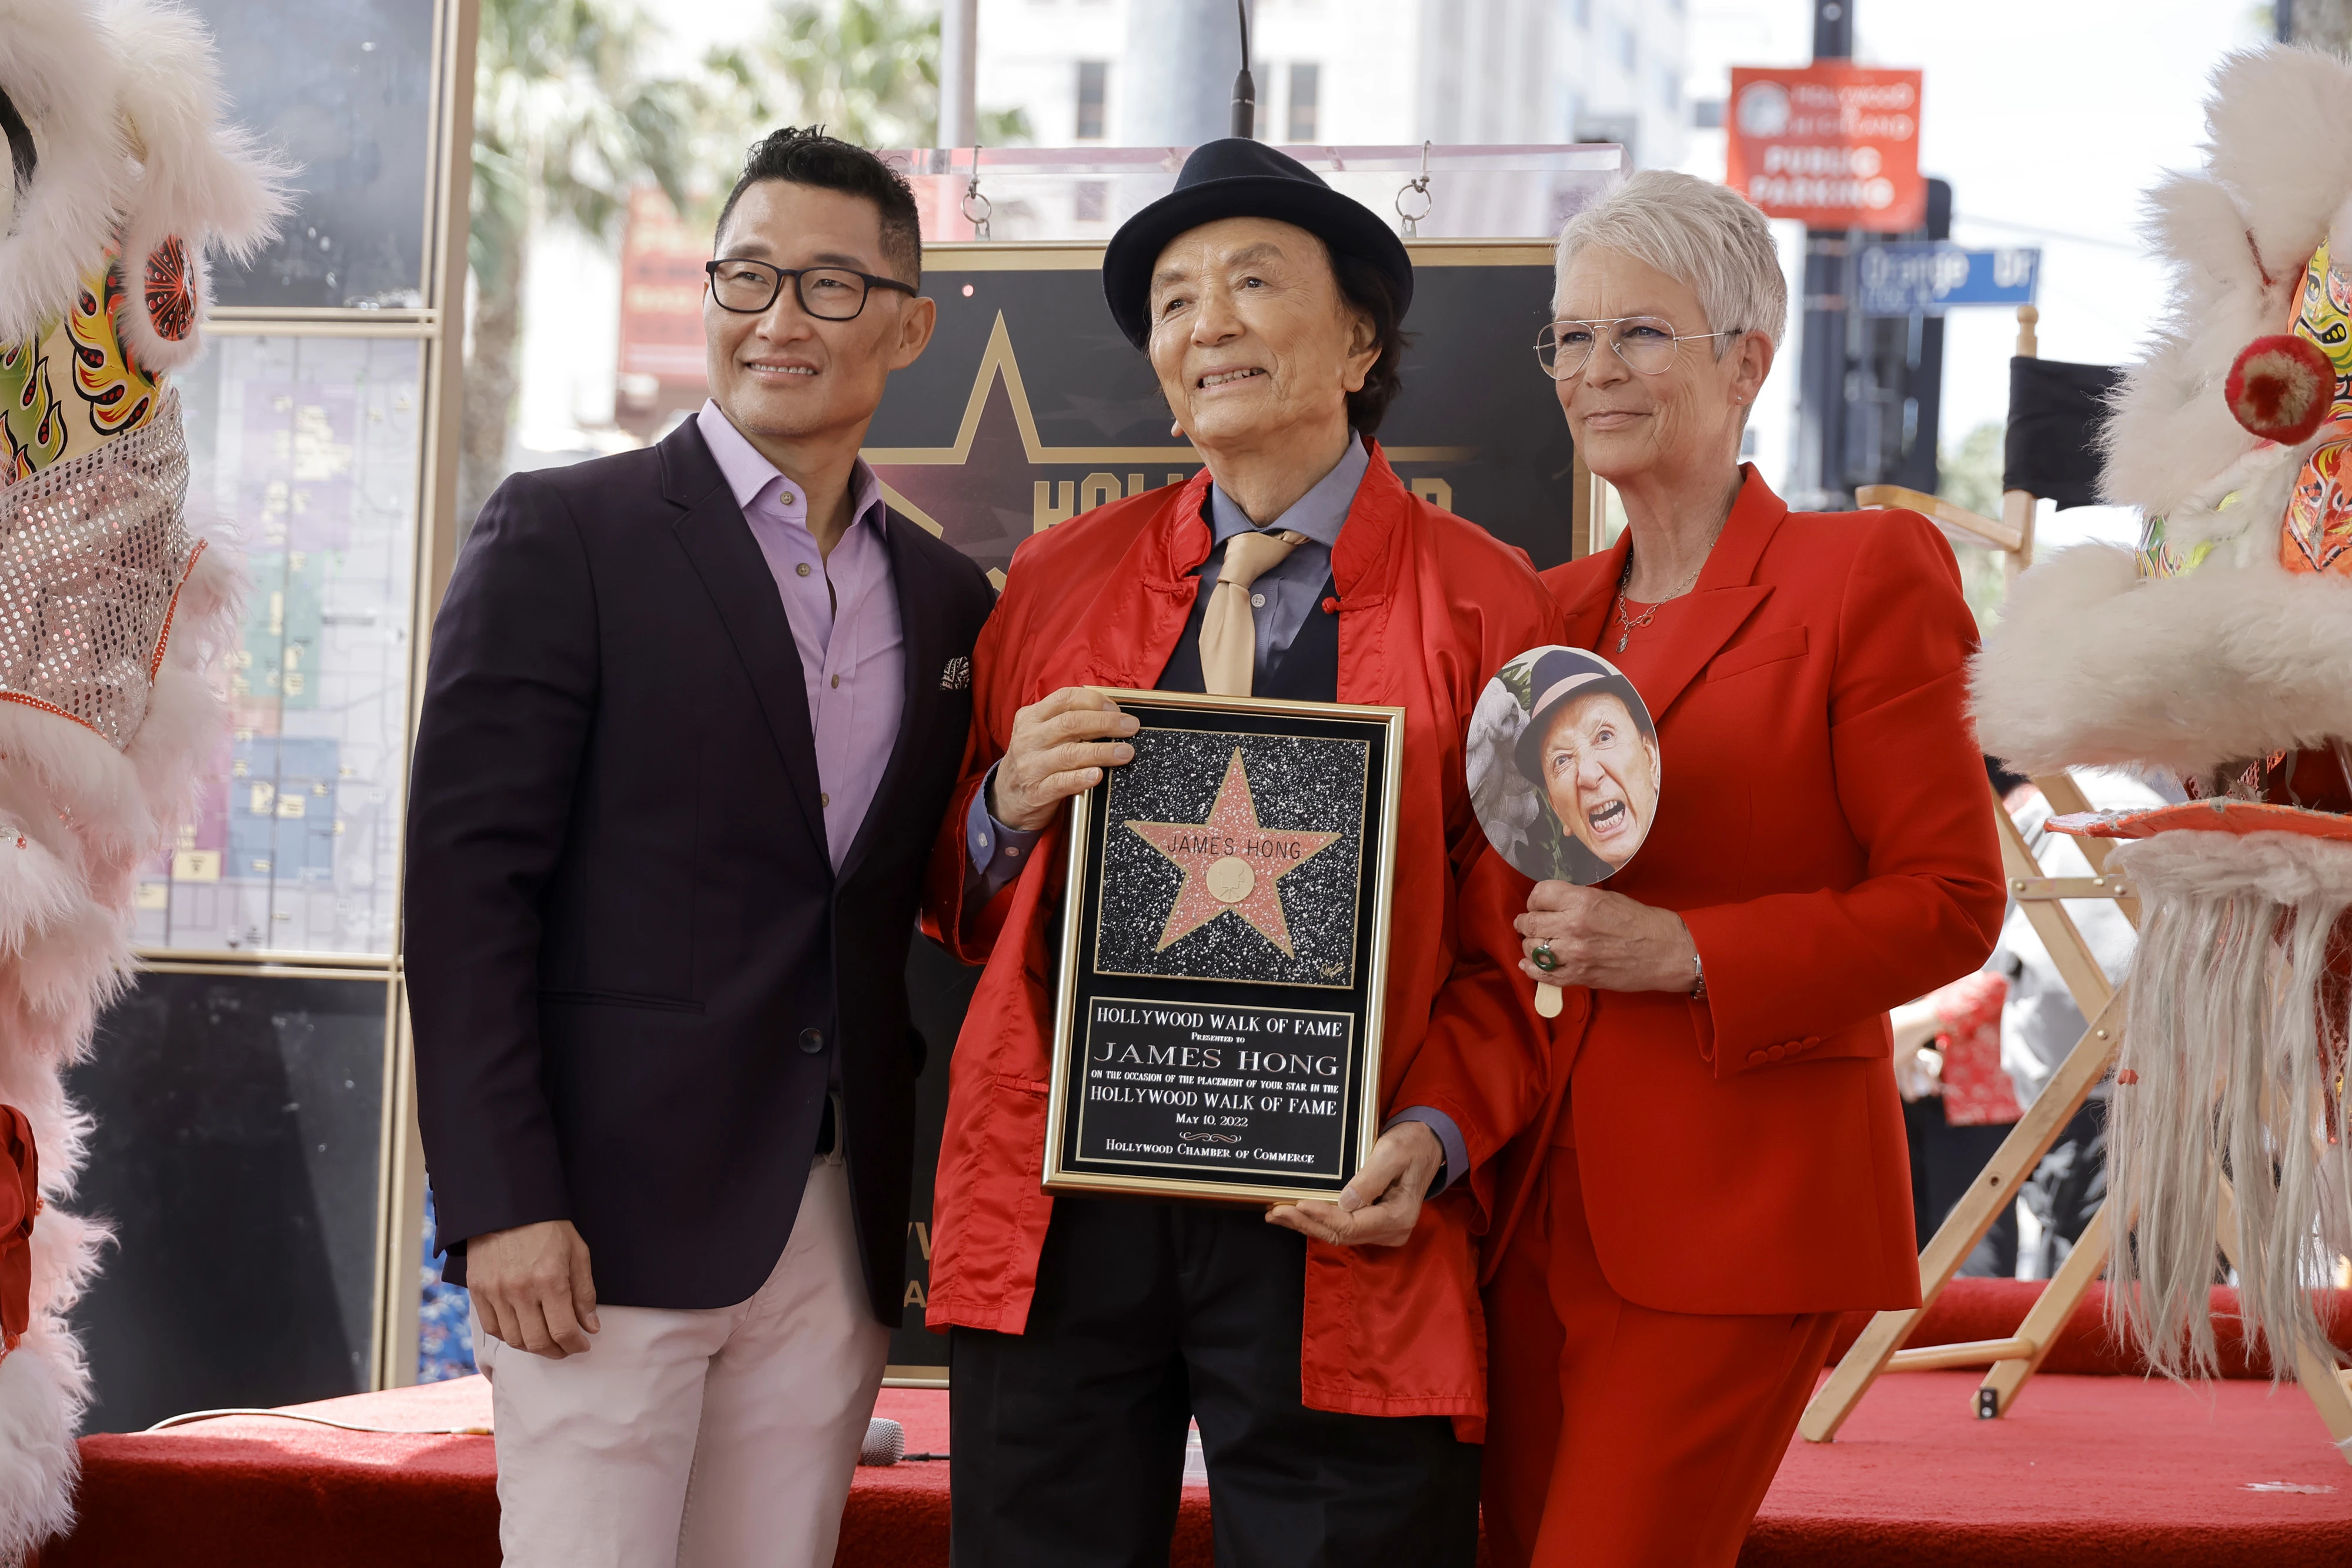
[1101,139,1414,350]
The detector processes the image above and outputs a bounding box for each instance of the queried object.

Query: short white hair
[1552,170,1786,350]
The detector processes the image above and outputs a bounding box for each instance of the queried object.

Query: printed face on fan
[1539,689,1659,871]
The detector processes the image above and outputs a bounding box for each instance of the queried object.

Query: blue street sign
[1857,242,2040,316]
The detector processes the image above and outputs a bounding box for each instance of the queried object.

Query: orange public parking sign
[1726,65,1925,232]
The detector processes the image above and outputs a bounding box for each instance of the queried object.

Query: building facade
[975,0,1688,167]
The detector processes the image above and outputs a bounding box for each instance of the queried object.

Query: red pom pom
[2224,333,2336,443]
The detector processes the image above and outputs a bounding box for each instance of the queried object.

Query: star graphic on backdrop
[863,312,1198,581]
[868,352,1044,570]
[863,310,1472,583]
[1125,750,1340,957]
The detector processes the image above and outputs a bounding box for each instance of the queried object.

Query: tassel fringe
[2106,830,2352,1381]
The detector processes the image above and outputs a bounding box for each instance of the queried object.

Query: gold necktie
[1198,529,1306,697]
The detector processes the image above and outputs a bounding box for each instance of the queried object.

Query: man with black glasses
[405,128,991,1567]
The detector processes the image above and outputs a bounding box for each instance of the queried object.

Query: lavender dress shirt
[696,400,903,870]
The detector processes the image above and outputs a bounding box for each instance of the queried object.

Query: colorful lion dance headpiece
[0,0,279,1550]
[1973,43,2352,1387]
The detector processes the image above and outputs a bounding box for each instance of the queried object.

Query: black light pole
[1231,1,1257,138]
[1796,0,1858,507]
[1813,0,1854,56]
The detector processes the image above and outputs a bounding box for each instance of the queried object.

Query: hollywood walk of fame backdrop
[1043,690,1404,1206]
[860,241,1582,586]
[885,239,1572,1376]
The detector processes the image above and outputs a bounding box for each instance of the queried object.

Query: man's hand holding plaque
[1264,1118,1443,1246]
[988,686,1141,831]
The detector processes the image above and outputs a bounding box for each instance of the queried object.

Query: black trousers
[2022,1098,2107,1278]
[1903,1098,2019,1278]
[948,1196,1481,1568]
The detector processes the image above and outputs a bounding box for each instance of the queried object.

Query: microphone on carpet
[860,1416,907,1466]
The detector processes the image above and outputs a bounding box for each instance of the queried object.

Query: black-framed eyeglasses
[1534,316,1740,380]
[704,258,917,319]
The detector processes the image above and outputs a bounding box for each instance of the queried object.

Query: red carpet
[49,1282,2352,1567]
[1752,1372,2351,1566]
[1824,1278,2352,1379]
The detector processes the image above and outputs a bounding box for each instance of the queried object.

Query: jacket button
[1767,1044,1787,1061]
[798,1028,825,1055]
[1748,1049,1767,1066]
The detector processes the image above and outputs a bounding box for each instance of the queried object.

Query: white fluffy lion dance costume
[0,0,277,1552]
[1974,44,2352,1385]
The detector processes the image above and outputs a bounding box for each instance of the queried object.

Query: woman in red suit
[1480,170,2007,1563]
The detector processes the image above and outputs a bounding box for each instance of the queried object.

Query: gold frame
[1041,688,1406,1205]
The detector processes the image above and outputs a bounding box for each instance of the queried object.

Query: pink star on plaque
[1125,749,1341,957]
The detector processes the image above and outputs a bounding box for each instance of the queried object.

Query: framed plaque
[1044,689,1405,1205]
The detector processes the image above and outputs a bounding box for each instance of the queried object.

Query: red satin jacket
[1495,467,2005,1315]
[920,446,1556,1436]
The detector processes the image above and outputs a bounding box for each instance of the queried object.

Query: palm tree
[710,1,1032,151]
[463,0,703,528]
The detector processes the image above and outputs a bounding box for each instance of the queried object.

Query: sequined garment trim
[0,388,196,750]
[146,536,208,681]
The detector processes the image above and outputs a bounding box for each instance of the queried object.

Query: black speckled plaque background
[1095,728,1368,989]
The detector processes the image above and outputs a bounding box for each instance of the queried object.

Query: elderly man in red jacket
[919,140,1556,1566]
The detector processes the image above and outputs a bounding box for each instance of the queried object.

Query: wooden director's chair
[1804,307,2352,1457]
[1799,770,2352,1454]
[1852,305,2065,583]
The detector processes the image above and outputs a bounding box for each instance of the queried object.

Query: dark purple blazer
[405,417,992,1318]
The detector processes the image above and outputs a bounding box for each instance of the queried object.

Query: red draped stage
[49,1282,2352,1567]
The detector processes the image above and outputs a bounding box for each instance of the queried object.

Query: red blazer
[920,446,1556,1435]
[1502,468,2004,1316]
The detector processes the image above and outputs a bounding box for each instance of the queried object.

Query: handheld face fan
[1466,646,1664,1017]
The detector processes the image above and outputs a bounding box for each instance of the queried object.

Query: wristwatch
[1689,950,1708,1001]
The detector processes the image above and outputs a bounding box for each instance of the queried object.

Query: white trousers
[473,1154,891,1568]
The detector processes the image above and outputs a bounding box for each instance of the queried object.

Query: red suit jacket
[1498,469,2005,1315]
[920,446,1555,1435]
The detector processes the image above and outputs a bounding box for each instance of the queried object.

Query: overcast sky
[1685,0,2273,543]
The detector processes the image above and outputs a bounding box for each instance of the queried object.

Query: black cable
[144,1407,490,1436]
[1231,1,1257,139]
